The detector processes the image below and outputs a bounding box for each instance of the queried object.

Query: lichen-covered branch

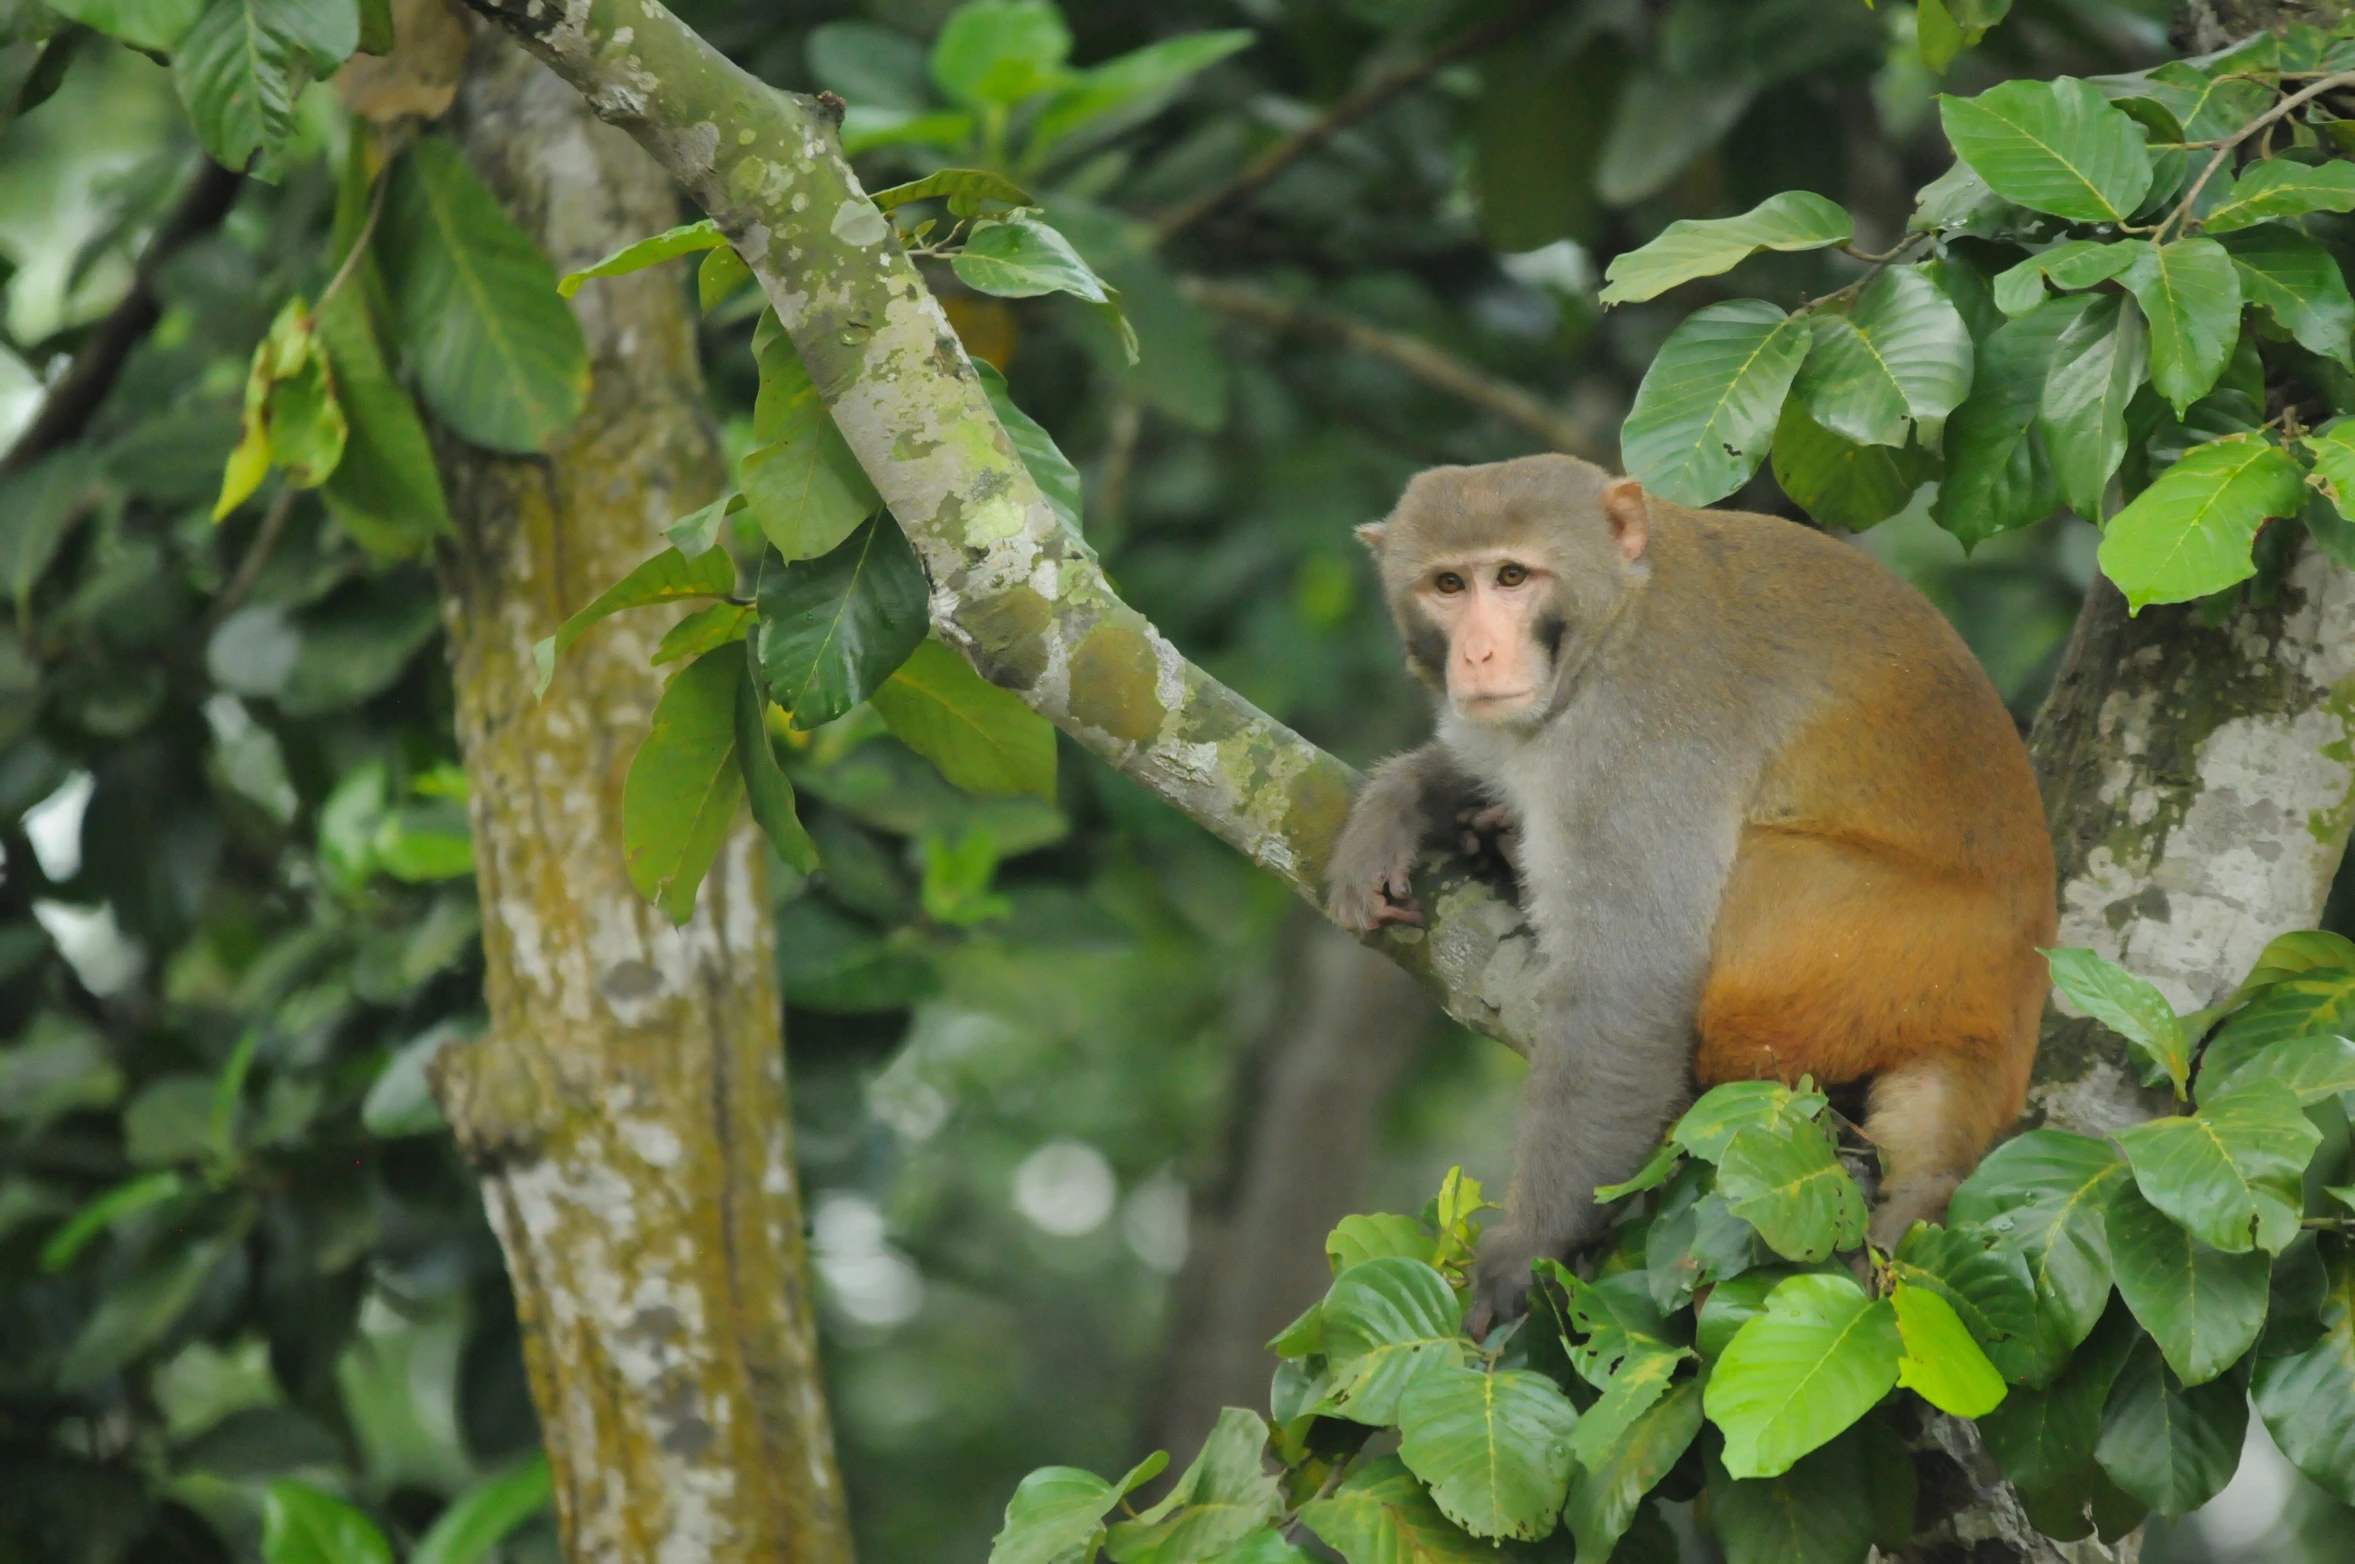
[463,0,1541,1054]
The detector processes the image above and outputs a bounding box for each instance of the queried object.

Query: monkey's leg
[1862,1052,2020,1249]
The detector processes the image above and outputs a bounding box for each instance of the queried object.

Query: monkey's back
[1654,504,2054,1108]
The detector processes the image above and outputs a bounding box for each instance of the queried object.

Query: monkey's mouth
[1455,688,1538,718]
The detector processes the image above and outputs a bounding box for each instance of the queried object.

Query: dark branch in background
[1184,276,1608,458]
[1148,0,1560,242]
[1,159,242,475]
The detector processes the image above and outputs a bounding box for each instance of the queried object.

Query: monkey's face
[1411,551,1561,725]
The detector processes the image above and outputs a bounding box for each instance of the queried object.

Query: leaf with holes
[1297,1456,1491,1564]
[1564,1378,1703,1564]
[1319,1257,1467,1425]
[2097,433,2305,614]
[1395,1365,1579,1540]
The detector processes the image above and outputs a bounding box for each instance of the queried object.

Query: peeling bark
[461,0,1543,1057]
[425,36,850,1564]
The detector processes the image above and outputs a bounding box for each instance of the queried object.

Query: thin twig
[2160,68,2355,242]
[312,167,391,321]
[206,485,298,629]
[1149,0,1560,243]
[1183,276,1604,458]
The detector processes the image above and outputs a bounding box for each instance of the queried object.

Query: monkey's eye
[1496,562,1528,587]
[1434,571,1466,594]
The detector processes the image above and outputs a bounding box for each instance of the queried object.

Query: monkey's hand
[1325,796,1426,932]
[1467,1229,1544,1341]
[1458,803,1523,881]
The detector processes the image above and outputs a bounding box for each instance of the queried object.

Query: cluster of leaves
[250,1466,550,1564]
[990,928,2355,1564]
[1610,24,2355,614]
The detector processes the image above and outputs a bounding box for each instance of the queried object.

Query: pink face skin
[1417,549,1554,724]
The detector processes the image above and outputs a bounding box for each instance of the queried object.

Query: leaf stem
[2157,69,2355,243]
[313,164,392,323]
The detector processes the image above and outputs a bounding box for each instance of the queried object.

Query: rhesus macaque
[1328,454,2054,1326]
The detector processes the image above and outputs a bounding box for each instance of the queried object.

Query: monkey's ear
[1602,479,1649,564]
[1355,521,1389,552]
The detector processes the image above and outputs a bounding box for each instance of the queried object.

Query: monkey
[1325,454,2054,1329]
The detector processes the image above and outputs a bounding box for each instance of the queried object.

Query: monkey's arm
[1325,745,1488,931]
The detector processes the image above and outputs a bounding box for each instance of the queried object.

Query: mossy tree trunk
[425,36,851,1564]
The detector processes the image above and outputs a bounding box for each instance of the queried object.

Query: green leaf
[1596,192,1853,307]
[623,645,748,924]
[261,1482,392,1564]
[873,639,1055,800]
[2037,294,2148,520]
[931,0,1071,109]
[1620,301,1810,506]
[1555,1266,1683,1389]
[1105,1408,1281,1564]
[2044,947,2189,1095]
[2219,226,2355,372]
[1027,31,1254,164]
[2206,964,2355,1058]
[1715,1119,1868,1263]
[2253,1235,2355,1505]
[735,656,818,874]
[2115,1079,2320,1255]
[58,1232,237,1387]
[1889,1221,2043,1383]
[1992,239,2138,317]
[655,602,752,666]
[1594,1140,1685,1203]
[1319,1257,1467,1425]
[1563,1378,1704,1564]
[557,219,724,296]
[754,517,931,730]
[740,327,881,562]
[2105,1176,2268,1386]
[955,212,1109,302]
[2116,238,2241,415]
[991,1453,1169,1564]
[175,0,357,176]
[1395,1365,1578,1540]
[1937,77,2153,223]
[1205,1530,1310,1564]
[317,284,451,558]
[39,1170,188,1272]
[410,1457,552,1564]
[698,244,754,314]
[47,0,206,52]
[1326,1212,1435,1273]
[2197,1031,2355,1107]
[1704,1424,1882,1564]
[1705,1272,1901,1479]
[2096,60,2271,143]
[1951,1131,2128,1368]
[2097,433,2306,613]
[1567,1340,1689,1470]
[2094,1337,2248,1518]
[1792,265,1973,447]
[2200,157,2355,233]
[871,169,1035,214]
[1671,1079,1829,1163]
[532,545,736,696]
[1981,1300,2143,1537]
[1892,1281,2007,1416]
[380,138,590,454]
[976,360,1082,534]
[1297,1456,1491,1564]
[1933,297,2080,548]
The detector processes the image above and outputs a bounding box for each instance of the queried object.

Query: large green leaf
[1704,1426,1882,1564]
[754,518,932,729]
[1932,296,2079,548]
[2197,1031,2355,1108]
[2037,294,2147,521]
[380,138,590,454]
[1992,239,2138,317]
[871,639,1056,800]
[316,286,450,559]
[2200,157,2355,233]
[1714,1118,1867,1263]
[531,544,737,697]
[1892,1281,2007,1416]
[931,0,1070,108]
[2116,1080,2320,1256]
[1597,192,1853,307]
[409,1457,552,1564]
[990,1453,1169,1564]
[2096,433,2305,613]
[1620,300,1810,506]
[1567,1339,1689,1470]
[2116,238,2241,415]
[1890,1221,2043,1383]
[2105,1177,2268,1386]
[1105,1408,1281,1564]
[1298,1456,1490,1564]
[1319,1257,1467,1425]
[2253,1235,2355,1505]
[623,645,747,924]
[1792,265,1973,447]
[976,360,1082,534]
[1981,1301,2144,1540]
[1769,401,1931,530]
[175,0,357,176]
[2205,964,2355,1057]
[2044,947,2188,1095]
[1949,1131,2126,1372]
[557,219,724,296]
[1327,1213,1434,1273]
[734,658,818,874]
[955,212,1109,302]
[1563,1378,1704,1563]
[1671,1079,1829,1162]
[1937,77,2153,223]
[2219,226,2355,372]
[2094,1337,2247,1518]
[1705,1272,1901,1479]
[1395,1365,1578,1541]
[48,0,206,51]
[261,1482,392,1564]
[740,322,880,562]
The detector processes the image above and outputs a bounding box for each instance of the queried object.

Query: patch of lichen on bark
[1069,624,1166,742]
[2309,676,2355,845]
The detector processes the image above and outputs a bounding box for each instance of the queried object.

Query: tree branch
[1183,276,1607,458]
[1,159,241,475]
[1147,0,1559,243]
[463,0,1541,1056]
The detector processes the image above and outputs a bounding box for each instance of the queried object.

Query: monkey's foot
[1325,852,1423,931]
[1457,803,1523,880]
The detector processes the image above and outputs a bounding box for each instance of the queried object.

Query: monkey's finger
[1372,900,1423,927]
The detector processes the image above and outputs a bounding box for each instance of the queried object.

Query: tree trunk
[424,36,851,1564]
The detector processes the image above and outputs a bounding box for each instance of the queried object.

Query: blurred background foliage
[0,0,2345,1560]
